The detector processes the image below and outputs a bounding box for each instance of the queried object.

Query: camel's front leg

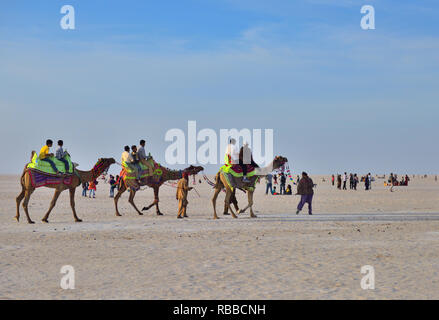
[128,189,143,215]
[212,186,222,219]
[22,189,35,224]
[153,187,163,216]
[225,189,238,219]
[15,187,25,222]
[114,183,127,216]
[69,188,82,222]
[42,189,62,223]
[248,190,256,218]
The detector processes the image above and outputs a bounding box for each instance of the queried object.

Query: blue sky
[0,0,438,174]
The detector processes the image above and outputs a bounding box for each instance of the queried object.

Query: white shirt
[121,151,133,163]
[226,143,239,163]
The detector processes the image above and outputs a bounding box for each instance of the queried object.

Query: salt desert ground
[1,174,439,299]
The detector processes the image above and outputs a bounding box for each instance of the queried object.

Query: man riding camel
[225,138,239,167]
[39,139,62,176]
[121,145,140,182]
[239,142,259,183]
[138,139,155,177]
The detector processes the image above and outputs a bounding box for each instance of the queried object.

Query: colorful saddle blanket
[221,164,256,177]
[27,153,74,175]
[28,169,74,188]
[122,158,165,180]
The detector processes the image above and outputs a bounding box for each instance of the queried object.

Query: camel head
[183,165,204,176]
[91,157,116,180]
[272,156,288,171]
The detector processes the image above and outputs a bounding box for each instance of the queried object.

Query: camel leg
[224,189,238,219]
[153,187,163,216]
[69,188,82,222]
[128,189,143,215]
[114,184,126,216]
[42,189,62,223]
[212,186,222,219]
[223,190,238,215]
[229,190,240,214]
[142,202,155,211]
[15,187,25,222]
[22,188,35,224]
[248,190,257,218]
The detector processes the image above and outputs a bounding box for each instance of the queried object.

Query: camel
[16,153,115,224]
[114,158,203,216]
[212,156,288,219]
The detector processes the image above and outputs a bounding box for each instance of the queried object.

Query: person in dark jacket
[238,142,259,183]
[279,173,286,194]
[337,174,342,189]
[296,172,314,215]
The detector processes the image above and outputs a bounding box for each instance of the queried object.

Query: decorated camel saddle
[27,152,74,175]
[219,163,259,192]
[120,156,166,182]
[221,163,257,178]
[25,152,75,188]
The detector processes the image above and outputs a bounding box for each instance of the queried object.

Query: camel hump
[30,150,36,162]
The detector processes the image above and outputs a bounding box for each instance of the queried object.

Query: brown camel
[114,159,203,216]
[212,156,288,219]
[16,153,115,224]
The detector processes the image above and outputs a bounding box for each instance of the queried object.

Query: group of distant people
[265,172,292,195]
[332,172,372,191]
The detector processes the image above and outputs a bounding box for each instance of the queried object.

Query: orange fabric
[88,181,96,190]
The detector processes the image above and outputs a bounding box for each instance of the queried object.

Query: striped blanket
[28,169,74,188]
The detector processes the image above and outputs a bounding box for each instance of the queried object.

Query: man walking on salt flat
[296,172,314,215]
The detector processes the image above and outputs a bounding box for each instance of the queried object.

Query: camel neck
[165,169,183,181]
[255,160,276,176]
[76,169,94,182]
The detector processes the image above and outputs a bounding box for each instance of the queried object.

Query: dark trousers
[41,158,58,173]
[297,194,313,214]
[343,181,347,190]
[280,183,286,195]
[266,183,273,194]
[58,158,69,172]
[239,160,258,176]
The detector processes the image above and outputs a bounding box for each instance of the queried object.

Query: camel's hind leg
[128,189,143,215]
[114,183,127,216]
[15,187,25,222]
[69,188,82,222]
[224,189,238,219]
[212,186,222,219]
[42,189,62,223]
[22,188,35,224]
[226,190,239,215]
